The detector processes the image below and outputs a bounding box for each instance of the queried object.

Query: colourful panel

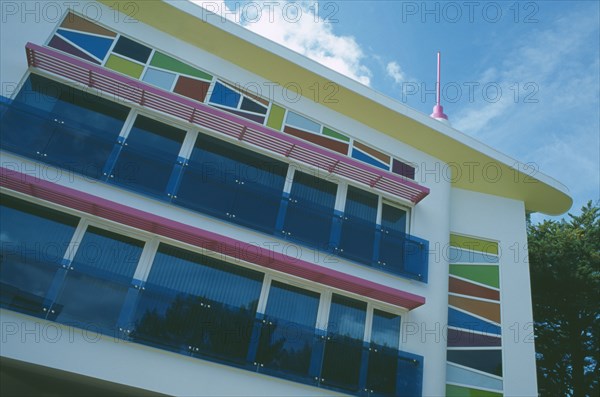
[48,35,100,64]
[449,247,499,264]
[451,234,499,255]
[112,36,152,63]
[209,82,241,108]
[447,350,503,377]
[448,308,501,335]
[266,104,286,130]
[142,67,176,90]
[354,141,390,163]
[60,13,116,37]
[392,158,416,179]
[449,265,499,288]
[173,76,210,103]
[322,126,350,142]
[449,295,501,323]
[447,364,503,391]
[351,148,388,170]
[150,52,213,81]
[214,106,265,124]
[447,328,501,347]
[56,29,113,60]
[446,384,503,397]
[285,111,321,133]
[240,97,267,114]
[449,276,500,301]
[284,126,349,154]
[105,54,144,78]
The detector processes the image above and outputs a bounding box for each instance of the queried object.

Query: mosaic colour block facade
[0,2,571,396]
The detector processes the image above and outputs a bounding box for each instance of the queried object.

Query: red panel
[174,76,210,103]
[284,126,348,155]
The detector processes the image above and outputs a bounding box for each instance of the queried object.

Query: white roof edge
[170,1,570,197]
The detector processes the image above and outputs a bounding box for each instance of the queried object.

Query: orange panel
[60,13,117,37]
[448,295,501,323]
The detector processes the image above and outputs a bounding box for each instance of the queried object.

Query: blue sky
[195,0,599,222]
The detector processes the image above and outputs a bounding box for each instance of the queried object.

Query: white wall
[0,2,453,395]
[450,187,538,396]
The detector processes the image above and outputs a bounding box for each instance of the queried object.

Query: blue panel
[351,148,388,170]
[110,115,185,198]
[449,247,499,264]
[396,351,424,397]
[446,363,503,391]
[338,186,378,265]
[112,36,152,63]
[209,82,241,108]
[404,234,429,282]
[283,171,337,250]
[142,67,177,91]
[56,29,113,60]
[448,308,501,335]
[285,111,321,134]
[51,227,144,333]
[130,243,263,362]
[255,281,320,380]
[0,195,79,317]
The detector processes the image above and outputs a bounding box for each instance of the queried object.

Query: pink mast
[430,51,448,121]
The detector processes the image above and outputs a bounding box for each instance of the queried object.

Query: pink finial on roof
[430,51,448,121]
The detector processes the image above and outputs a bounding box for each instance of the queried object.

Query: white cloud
[386,61,405,84]
[454,7,600,219]
[191,0,372,85]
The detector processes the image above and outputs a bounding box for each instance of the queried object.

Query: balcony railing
[1,101,429,282]
[0,256,423,396]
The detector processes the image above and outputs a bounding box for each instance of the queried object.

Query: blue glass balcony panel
[320,335,365,393]
[0,75,129,180]
[378,230,428,281]
[50,227,144,333]
[109,115,186,198]
[366,345,399,396]
[175,133,287,234]
[0,195,79,316]
[338,186,378,265]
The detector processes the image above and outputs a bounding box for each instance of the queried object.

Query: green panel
[266,104,286,131]
[451,234,499,255]
[446,384,502,397]
[449,265,500,289]
[150,52,212,80]
[105,54,144,78]
[322,126,350,142]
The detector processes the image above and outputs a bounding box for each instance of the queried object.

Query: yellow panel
[450,234,498,255]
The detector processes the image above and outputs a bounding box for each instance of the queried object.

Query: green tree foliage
[529,201,600,396]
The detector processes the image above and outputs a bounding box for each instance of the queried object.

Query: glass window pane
[131,243,263,362]
[321,294,367,392]
[381,203,407,233]
[256,281,320,379]
[1,75,130,180]
[0,195,79,315]
[339,186,378,264]
[52,227,144,333]
[371,309,401,349]
[379,203,409,275]
[111,115,185,197]
[209,82,241,108]
[283,171,337,249]
[112,36,152,63]
[175,133,287,233]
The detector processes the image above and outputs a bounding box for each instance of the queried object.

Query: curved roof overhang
[99,0,572,215]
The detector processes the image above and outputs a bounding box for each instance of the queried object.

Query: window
[321,294,367,392]
[174,133,288,233]
[256,281,320,378]
[0,195,79,315]
[378,203,409,274]
[282,171,337,249]
[338,186,379,264]
[51,226,144,332]
[109,115,186,197]
[367,309,402,395]
[0,75,130,179]
[131,243,264,363]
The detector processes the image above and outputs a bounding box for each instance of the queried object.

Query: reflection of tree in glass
[131,293,258,364]
[256,318,314,378]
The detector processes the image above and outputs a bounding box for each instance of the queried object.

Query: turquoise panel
[285,111,321,134]
[56,29,113,60]
[447,363,503,391]
[449,247,499,264]
[448,308,501,335]
[142,67,177,91]
[351,148,388,170]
